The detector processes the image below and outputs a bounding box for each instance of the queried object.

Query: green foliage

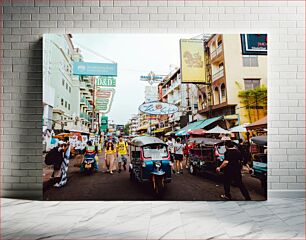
[124,123,131,135]
[238,85,267,122]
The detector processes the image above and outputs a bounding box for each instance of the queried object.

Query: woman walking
[104,141,116,174]
[54,141,71,188]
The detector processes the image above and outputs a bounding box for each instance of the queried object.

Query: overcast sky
[72,33,194,125]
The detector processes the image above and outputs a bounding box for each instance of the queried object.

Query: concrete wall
[0,0,305,199]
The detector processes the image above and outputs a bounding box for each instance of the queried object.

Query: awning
[206,125,230,134]
[230,124,249,133]
[137,125,149,131]
[195,116,223,129]
[246,116,267,131]
[152,127,171,134]
[175,116,222,136]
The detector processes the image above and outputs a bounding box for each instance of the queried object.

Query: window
[68,104,70,110]
[220,84,226,102]
[62,79,65,86]
[219,62,224,69]
[243,56,258,67]
[65,101,67,108]
[69,86,71,93]
[244,79,260,90]
[61,98,64,106]
[66,83,68,90]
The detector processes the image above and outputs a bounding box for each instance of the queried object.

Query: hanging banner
[139,101,178,115]
[73,62,117,76]
[180,39,205,83]
[95,88,115,113]
[145,86,159,103]
[96,76,116,87]
[241,34,267,55]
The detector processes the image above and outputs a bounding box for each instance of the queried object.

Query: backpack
[45,147,63,166]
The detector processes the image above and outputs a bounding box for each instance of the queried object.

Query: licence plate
[85,164,92,169]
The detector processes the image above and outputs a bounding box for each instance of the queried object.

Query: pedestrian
[216,140,251,200]
[54,141,71,188]
[166,137,175,174]
[104,141,116,174]
[116,136,129,173]
[174,138,184,174]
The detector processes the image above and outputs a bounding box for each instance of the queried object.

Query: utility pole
[92,76,96,133]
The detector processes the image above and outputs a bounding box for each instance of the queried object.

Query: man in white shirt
[166,137,175,174]
[174,138,184,174]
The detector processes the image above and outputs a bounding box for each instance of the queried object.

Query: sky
[72,33,195,125]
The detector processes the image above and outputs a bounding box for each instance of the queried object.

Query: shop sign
[139,102,178,115]
[180,39,206,83]
[73,62,117,76]
[95,88,115,113]
[241,34,267,55]
[96,76,116,87]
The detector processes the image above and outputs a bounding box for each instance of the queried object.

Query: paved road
[43,154,266,201]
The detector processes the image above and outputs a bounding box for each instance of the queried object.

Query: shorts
[170,153,175,162]
[174,154,183,161]
[118,154,127,163]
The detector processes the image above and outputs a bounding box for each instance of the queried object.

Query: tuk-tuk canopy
[130,136,167,147]
[251,136,267,146]
[189,137,223,146]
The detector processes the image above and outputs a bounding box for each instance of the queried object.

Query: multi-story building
[158,68,198,130]
[197,34,267,125]
[128,114,139,135]
[43,34,95,133]
[79,76,94,132]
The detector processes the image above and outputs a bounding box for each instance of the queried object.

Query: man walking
[116,136,129,173]
[216,140,251,200]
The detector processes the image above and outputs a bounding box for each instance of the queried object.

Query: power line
[73,41,117,64]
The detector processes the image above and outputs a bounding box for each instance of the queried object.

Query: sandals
[220,194,231,200]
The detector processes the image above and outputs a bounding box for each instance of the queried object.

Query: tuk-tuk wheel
[189,164,196,175]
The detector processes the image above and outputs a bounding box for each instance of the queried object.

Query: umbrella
[206,125,231,134]
[187,129,207,136]
[229,124,249,133]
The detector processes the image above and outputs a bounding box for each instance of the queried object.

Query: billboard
[73,62,117,76]
[180,39,205,83]
[139,101,178,115]
[145,86,159,103]
[241,34,267,55]
[95,88,115,113]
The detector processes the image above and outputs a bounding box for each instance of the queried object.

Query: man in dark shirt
[216,140,251,200]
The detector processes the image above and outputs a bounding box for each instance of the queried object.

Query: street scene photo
[43,33,268,201]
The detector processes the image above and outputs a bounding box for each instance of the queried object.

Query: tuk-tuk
[250,136,267,193]
[129,136,172,195]
[188,138,226,175]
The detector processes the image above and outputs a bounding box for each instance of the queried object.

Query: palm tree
[238,85,267,122]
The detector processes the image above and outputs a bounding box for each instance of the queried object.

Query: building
[197,34,267,126]
[158,68,198,131]
[43,34,95,133]
[129,114,139,135]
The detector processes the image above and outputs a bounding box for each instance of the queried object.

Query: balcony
[210,44,223,62]
[212,68,224,82]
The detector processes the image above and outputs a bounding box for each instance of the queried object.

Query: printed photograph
[43,33,267,200]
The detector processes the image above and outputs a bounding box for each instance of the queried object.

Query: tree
[238,85,267,123]
[124,122,131,135]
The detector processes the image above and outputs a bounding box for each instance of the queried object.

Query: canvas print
[43,33,267,200]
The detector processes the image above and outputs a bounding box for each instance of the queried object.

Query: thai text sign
[95,88,115,113]
[241,34,267,55]
[180,39,205,83]
[73,62,117,76]
[139,102,178,115]
[145,86,159,103]
[96,76,116,87]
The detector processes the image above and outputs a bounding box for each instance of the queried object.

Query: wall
[0,0,305,199]
[223,34,268,124]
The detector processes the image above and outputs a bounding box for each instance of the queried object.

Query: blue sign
[73,62,117,76]
[241,34,267,55]
[139,101,178,115]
